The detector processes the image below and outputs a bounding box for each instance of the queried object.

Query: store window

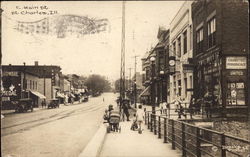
[196,27,203,53]
[208,17,216,48]
[226,81,245,106]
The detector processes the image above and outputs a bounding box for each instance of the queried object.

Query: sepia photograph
[0,0,249,157]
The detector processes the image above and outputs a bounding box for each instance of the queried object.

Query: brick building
[192,0,249,116]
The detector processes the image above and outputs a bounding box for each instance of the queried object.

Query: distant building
[140,28,170,105]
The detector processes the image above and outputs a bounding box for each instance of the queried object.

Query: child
[103,109,109,123]
[136,105,144,134]
[130,116,138,131]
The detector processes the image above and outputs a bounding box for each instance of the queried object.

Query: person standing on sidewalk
[123,102,130,121]
[136,104,144,134]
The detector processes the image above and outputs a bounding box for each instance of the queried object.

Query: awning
[70,93,75,98]
[56,93,65,98]
[139,86,150,97]
[30,91,46,99]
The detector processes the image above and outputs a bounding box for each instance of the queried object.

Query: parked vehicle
[15,98,33,113]
[48,99,59,109]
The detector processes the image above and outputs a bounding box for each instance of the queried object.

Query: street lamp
[150,56,156,114]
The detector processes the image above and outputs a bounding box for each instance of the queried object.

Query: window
[184,78,187,97]
[173,42,176,56]
[30,80,32,89]
[183,31,187,54]
[196,28,203,53]
[208,17,216,48]
[177,37,181,57]
[178,80,181,96]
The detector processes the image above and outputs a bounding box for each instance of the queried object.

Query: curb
[78,124,107,157]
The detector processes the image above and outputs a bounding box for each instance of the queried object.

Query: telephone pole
[119,1,126,112]
[132,55,139,108]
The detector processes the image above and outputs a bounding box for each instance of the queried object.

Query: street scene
[1,1,249,157]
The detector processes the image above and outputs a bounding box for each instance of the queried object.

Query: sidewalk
[99,121,181,157]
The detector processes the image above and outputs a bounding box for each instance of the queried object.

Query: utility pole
[128,68,132,90]
[132,55,139,108]
[119,1,126,113]
[43,65,46,98]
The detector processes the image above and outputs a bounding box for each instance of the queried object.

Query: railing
[144,111,250,157]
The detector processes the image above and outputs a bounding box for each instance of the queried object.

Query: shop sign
[230,70,244,76]
[1,90,17,96]
[226,56,247,69]
[3,71,19,77]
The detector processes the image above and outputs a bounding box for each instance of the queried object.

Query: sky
[2,1,185,81]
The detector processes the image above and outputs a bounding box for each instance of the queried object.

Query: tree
[85,74,111,95]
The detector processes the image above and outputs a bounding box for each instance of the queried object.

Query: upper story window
[177,37,181,57]
[208,17,216,48]
[183,31,187,54]
[172,42,176,56]
[196,27,204,53]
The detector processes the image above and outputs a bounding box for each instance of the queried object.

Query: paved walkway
[99,121,181,157]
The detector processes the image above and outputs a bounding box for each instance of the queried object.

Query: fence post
[150,114,153,132]
[148,112,150,129]
[154,115,157,135]
[168,107,171,119]
[182,123,186,157]
[221,133,226,157]
[196,127,201,157]
[158,116,161,139]
[163,117,167,143]
[172,120,175,150]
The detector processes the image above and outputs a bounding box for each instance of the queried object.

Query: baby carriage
[107,110,121,133]
[130,119,138,131]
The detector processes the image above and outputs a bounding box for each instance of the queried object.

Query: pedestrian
[136,104,144,134]
[159,102,164,114]
[189,96,195,119]
[204,92,212,118]
[123,102,130,121]
[41,100,46,108]
[162,101,167,115]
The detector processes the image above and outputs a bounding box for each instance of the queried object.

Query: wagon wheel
[106,126,110,133]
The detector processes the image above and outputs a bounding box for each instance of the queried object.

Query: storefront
[196,53,248,115]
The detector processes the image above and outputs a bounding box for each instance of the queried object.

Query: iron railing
[144,111,250,157]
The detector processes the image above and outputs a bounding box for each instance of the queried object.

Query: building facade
[2,62,62,106]
[169,1,194,103]
[192,0,249,116]
[2,65,44,108]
